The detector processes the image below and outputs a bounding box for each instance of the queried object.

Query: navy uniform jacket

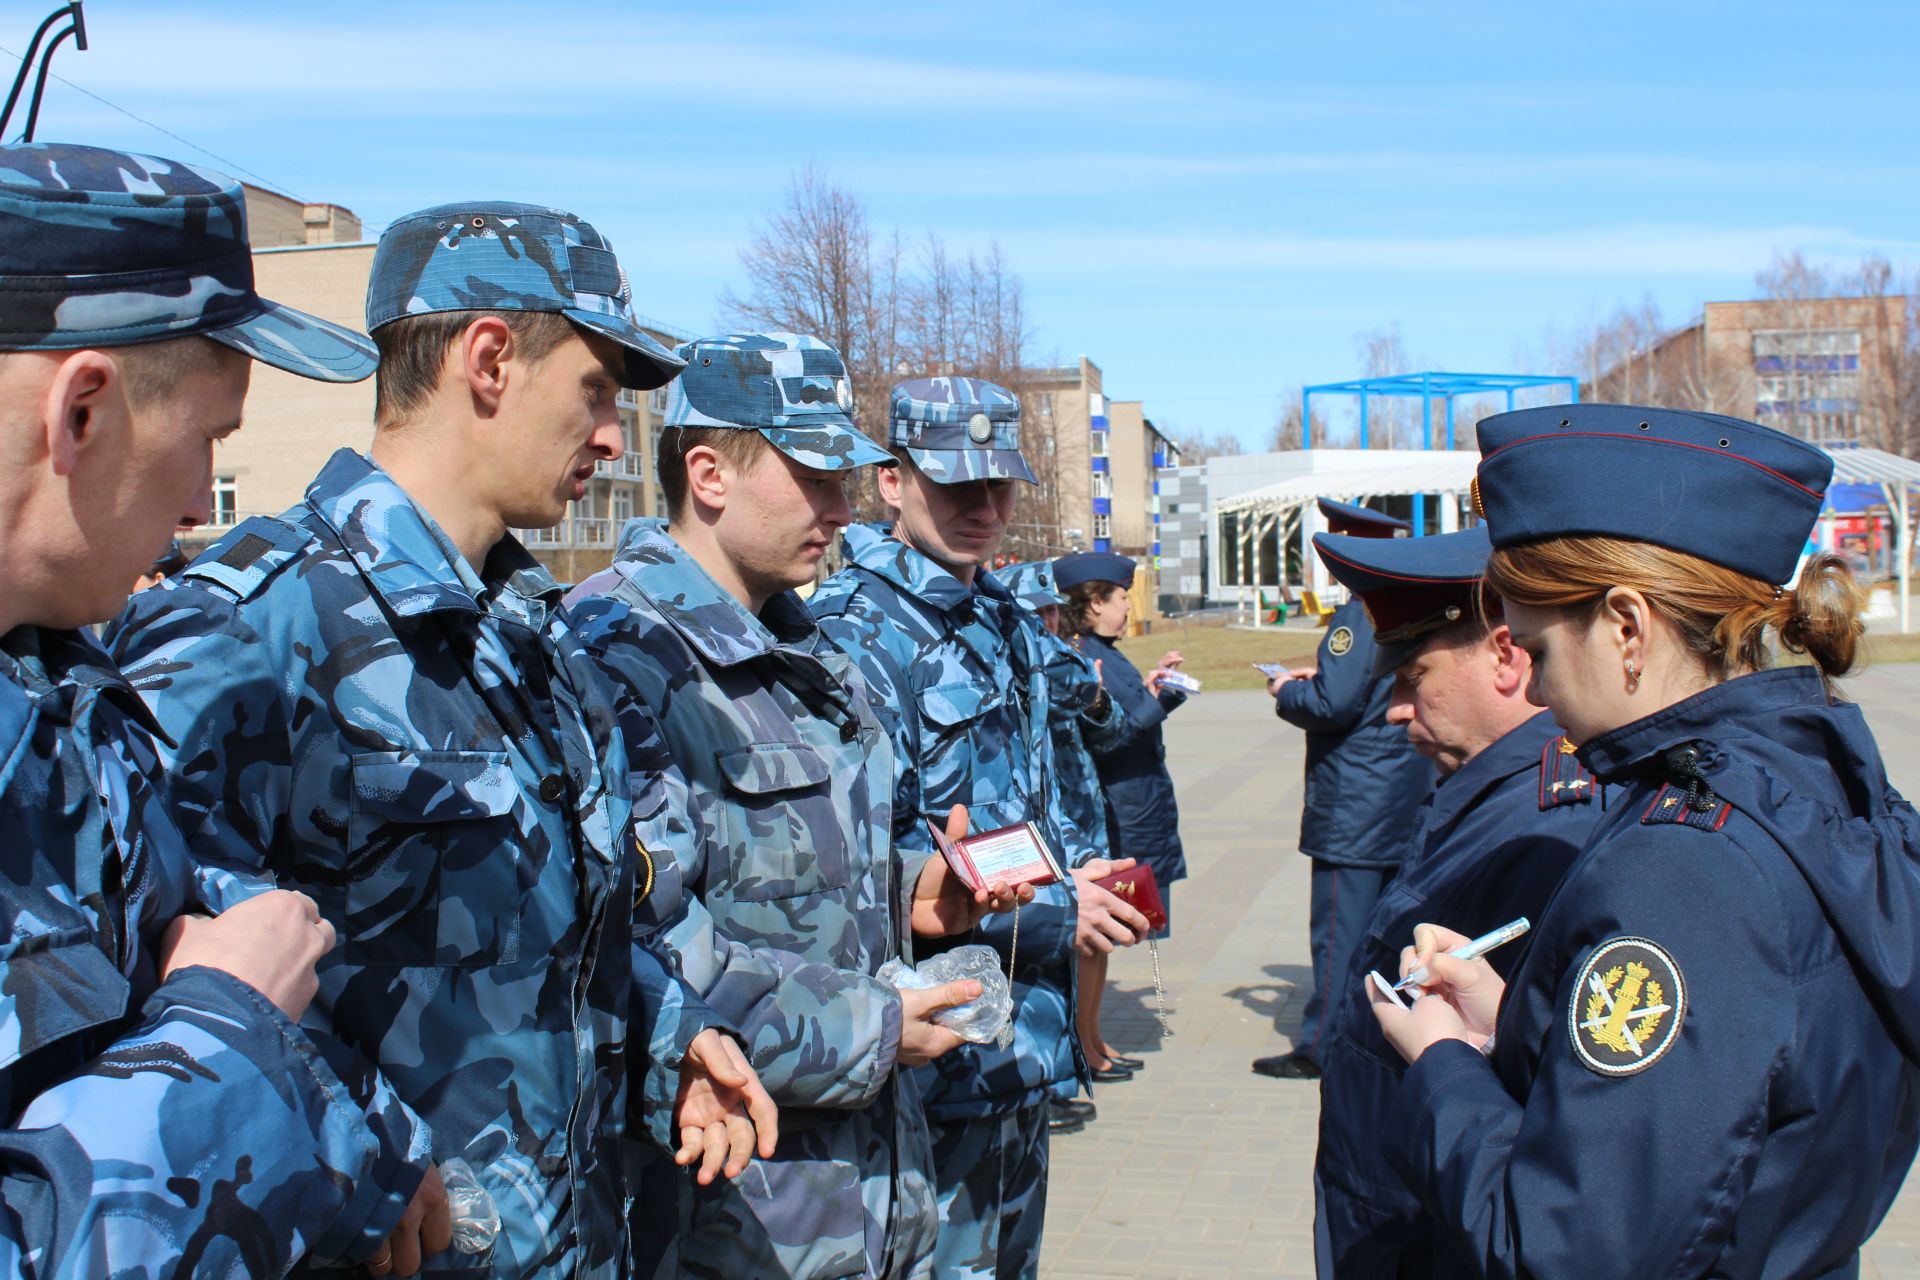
[1386,668,1920,1279]
[1076,632,1188,885]
[1315,711,1598,1277]
[1274,599,1431,867]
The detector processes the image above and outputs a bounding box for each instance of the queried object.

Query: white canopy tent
[1211,445,1920,633]
[1211,453,1482,622]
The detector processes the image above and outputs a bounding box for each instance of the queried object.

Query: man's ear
[44,350,120,477]
[1488,623,1527,697]
[460,316,514,416]
[683,444,729,518]
[874,461,904,511]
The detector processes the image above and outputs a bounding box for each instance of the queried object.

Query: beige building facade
[200,194,686,582]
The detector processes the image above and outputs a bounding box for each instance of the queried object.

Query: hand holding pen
[1366,920,1516,1065]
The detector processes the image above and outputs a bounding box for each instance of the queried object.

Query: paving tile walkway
[1040,664,1920,1279]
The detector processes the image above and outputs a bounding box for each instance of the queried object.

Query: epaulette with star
[1639,743,1733,831]
[1539,735,1596,810]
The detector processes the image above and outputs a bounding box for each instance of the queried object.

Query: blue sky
[12,1,1919,446]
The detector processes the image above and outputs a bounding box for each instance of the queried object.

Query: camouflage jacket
[567,519,936,1279]
[1024,621,1119,867]
[811,525,1086,1119]
[106,450,716,1279]
[0,624,426,1276]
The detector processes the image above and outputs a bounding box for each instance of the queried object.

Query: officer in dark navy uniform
[1305,525,1600,1278]
[1370,404,1920,1278]
[1256,499,1432,1080]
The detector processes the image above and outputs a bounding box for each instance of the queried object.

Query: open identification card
[928,818,1064,892]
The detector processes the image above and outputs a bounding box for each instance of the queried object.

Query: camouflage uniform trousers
[927,1105,1050,1280]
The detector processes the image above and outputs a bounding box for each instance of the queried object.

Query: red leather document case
[1092,863,1168,932]
[927,819,1064,892]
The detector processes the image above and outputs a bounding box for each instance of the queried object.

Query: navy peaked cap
[1318,498,1409,537]
[1473,403,1831,585]
[1315,526,1492,676]
[1054,552,1137,590]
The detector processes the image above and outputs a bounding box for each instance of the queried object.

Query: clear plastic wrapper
[879,944,1013,1046]
[438,1157,502,1255]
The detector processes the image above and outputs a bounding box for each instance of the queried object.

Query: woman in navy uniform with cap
[1370,404,1920,1278]
[1056,551,1188,1077]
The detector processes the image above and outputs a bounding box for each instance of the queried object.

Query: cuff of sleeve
[148,968,429,1264]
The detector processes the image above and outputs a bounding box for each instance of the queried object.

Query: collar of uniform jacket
[0,624,172,757]
[608,517,816,668]
[302,449,562,622]
[1422,709,1562,836]
[1575,664,1829,785]
[841,522,1003,615]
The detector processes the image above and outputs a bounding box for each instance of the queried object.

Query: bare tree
[1174,428,1245,461]
[1268,393,1329,450]
[1355,325,1419,448]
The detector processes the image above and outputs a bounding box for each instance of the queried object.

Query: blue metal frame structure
[1301,371,1580,451]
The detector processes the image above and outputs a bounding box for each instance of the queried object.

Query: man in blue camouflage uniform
[567,333,1025,1279]
[0,141,433,1275]
[811,378,1145,1279]
[1306,526,1596,1277]
[108,200,776,1277]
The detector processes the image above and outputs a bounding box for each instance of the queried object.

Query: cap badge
[836,378,854,411]
[1569,937,1685,1077]
[1470,472,1486,520]
[967,412,995,444]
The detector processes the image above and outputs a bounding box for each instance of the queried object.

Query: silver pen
[1392,917,1531,992]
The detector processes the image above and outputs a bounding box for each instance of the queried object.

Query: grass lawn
[1115,616,1920,694]
[1115,618,1325,691]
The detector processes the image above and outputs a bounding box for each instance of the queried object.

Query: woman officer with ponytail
[1368,404,1920,1279]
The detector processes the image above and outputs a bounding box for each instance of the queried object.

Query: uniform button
[539,774,566,804]
[840,720,860,743]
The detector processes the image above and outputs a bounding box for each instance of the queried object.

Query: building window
[1093,513,1111,539]
[1752,329,1862,444]
[648,386,669,417]
[612,488,634,525]
[1034,393,1055,422]
[1089,430,1108,458]
[1092,470,1112,498]
[211,475,237,525]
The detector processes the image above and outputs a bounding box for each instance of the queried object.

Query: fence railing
[515,518,614,549]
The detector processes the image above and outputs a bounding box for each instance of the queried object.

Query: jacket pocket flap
[917,682,995,728]
[350,751,517,823]
[715,742,831,794]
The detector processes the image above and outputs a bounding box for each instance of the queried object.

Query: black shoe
[1251,1050,1321,1080]
[1055,1098,1097,1122]
[1047,1103,1088,1135]
[1109,1054,1146,1070]
[1091,1064,1135,1083]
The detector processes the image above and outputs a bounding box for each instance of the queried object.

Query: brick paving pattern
[1041,664,1920,1279]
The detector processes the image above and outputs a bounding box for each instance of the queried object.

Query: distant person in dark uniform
[1306,524,1599,1277]
[1254,499,1432,1081]
[1370,404,1920,1277]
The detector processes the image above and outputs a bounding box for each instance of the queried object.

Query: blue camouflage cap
[1315,525,1493,676]
[1473,403,1832,585]
[366,201,683,390]
[0,142,376,381]
[996,560,1065,610]
[664,332,891,472]
[888,376,1035,484]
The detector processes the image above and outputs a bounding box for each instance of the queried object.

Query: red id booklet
[928,818,1064,892]
[1092,863,1168,932]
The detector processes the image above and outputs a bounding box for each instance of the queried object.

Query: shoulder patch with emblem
[1569,936,1686,1076]
[1539,735,1596,809]
[1327,626,1354,657]
[1639,781,1732,831]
